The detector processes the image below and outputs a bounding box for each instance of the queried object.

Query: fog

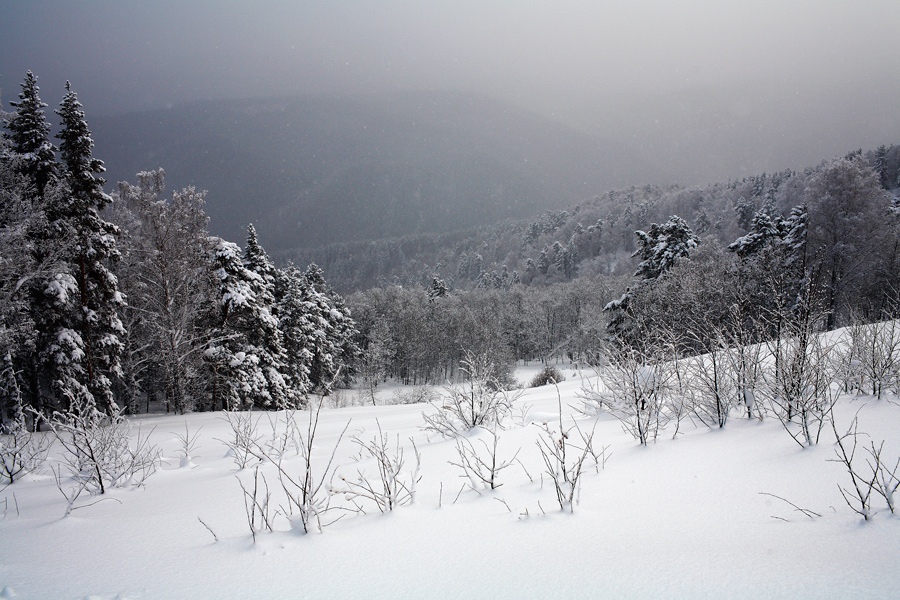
[2,0,899,185]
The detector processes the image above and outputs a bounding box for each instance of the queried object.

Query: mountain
[91,92,660,252]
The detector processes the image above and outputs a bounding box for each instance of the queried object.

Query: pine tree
[204,236,291,410]
[302,264,360,393]
[633,215,700,282]
[277,264,315,402]
[49,82,125,414]
[2,72,58,198]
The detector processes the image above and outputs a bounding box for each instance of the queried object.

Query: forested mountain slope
[92,92,656,252]
[283,146,900,294]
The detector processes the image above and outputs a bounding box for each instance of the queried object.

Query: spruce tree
[302,264,359,393]
[277,264,315,401]
[241,225,293,406]
[51,81,125,414]
[205,237,291,410]
[2,71,58,198]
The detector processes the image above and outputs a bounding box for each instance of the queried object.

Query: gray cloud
[2,0,899,185]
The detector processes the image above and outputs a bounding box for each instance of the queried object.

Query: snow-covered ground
[2,366,899,599]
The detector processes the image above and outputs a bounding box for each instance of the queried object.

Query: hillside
[283,145,900,294]
[2,362,898,598]
[92,92,658,252]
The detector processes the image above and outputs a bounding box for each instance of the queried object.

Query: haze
[2,0,899,185]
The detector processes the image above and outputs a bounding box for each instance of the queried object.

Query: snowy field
[2,364,899,599]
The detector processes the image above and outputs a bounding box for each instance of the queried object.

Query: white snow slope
[2,366,899,599]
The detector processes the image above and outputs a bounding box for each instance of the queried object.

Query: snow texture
[1,364,899,599]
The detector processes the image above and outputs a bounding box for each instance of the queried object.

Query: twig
[198,517,219,543]
[759,492,821,519]
[453,483,466,504]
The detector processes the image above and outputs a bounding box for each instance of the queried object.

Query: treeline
[347,276,617,389]
[0,73,359,425]
[348,151,900,387]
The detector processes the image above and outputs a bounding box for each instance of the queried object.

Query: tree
[204,237,290,410]
[113,171,215,413]
[804,156,892,327]
[2,71,58,198]
[604,215,699,341]
[276,264,316,403]
[50,81,125,414]
[301,264,360,393]
[632,215,700,282]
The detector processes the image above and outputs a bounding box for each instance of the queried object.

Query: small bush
[390,387,439,405]
[530,365,565,388]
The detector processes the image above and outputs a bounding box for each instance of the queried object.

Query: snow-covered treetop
[633,215,699,281]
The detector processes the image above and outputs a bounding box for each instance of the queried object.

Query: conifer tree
[2,71,58,198]
[241,225,294,406]
[50,81,125,414]
[277,264,315,401]
[632,215,699,282]
[302,263,359,393]
[204,236,291,409]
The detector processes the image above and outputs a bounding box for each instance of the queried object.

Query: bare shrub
[173,422,202,468]
[249,403,350,534]
[237,464,275,542]
[422,352,516,438]
[830,415,900,519]
[725,334,765,420]
[830,416,877,520]
[1,417,50,484]
[760,328,838,447]
[846,319,900,399]
[262,410,301,459]
[216,410,261,469]
[868,440,900,514]
[49,404,160,515]
[597,344,671,445]
[390,386,439,405]
[535,381,599,512]
[536,417,596,512]
[686,343,735,429]
[333,421,420,513]
[450,427,520,491]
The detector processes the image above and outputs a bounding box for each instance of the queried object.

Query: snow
[2,369,899,599]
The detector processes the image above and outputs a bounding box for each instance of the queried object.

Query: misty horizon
[2,1,899,187]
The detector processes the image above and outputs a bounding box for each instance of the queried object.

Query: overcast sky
[2,0,899,184]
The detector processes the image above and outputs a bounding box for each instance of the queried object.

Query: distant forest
[283,146,900,295]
